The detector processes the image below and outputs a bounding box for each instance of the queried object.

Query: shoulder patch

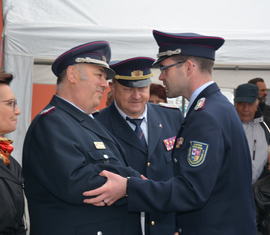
[40,106,56,115]
[187,141,208,167]
[194,97,206,111]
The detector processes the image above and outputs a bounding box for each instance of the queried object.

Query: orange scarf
[0,137,14,165]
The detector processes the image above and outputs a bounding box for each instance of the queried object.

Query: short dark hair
[57,69,67,85]
[248,77,265,85]
[0,72,13,85]
[171,55,214,74]
[150,83,166,101]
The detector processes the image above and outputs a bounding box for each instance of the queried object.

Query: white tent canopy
[3,0,270,163]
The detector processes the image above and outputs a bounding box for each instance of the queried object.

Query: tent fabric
[3,0,270,163]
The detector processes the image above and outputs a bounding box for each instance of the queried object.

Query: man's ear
[66,65,79,84]
[185,59,196,77]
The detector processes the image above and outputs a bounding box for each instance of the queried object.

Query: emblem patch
[187,141,208,167]
[163,136,176,151]
[194,97,206,111]
[93,142,106,149]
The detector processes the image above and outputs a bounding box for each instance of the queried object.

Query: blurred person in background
[0,72,26,235]
[248,78,270,128]
[234,83,270,184]
[149,83,167,104]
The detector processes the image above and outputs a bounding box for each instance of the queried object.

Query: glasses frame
[159,60,186,72]
[1,99,18,111]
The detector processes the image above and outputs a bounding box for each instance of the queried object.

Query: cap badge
[75,57,109,68]
[93,141,106,149]
[194,97,206,111]
[131,70,144,77]
[187,141,208,167]
[157,48,181,58]
[163,136,176,151]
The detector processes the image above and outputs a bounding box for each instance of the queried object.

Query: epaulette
[158,102,179,109]
[194,97,206,111]
[40,106,56,115]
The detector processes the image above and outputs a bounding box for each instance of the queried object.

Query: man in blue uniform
[96,57,183,235]
[22,41,143,235]
[83,31,257,235]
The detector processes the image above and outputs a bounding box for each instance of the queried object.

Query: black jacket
[23,96,142,235]
[0,157,26,235]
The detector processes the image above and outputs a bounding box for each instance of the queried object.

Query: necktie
[126,117,147,150]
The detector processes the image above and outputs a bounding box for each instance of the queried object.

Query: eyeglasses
[159,60,186,72]
[1,99,18,111]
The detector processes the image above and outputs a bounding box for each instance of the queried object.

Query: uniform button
[146,161,151,167]
[150,220,155,226]
[103,154,109,159]
[174,158,178,163]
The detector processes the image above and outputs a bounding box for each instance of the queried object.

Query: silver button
[150,220,155,226]
[103,154,109,159]
[174,158,178,163]
[147,161,151,167]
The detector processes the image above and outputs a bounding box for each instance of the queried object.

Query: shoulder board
[194,97,206,111]
[158,102,179,109]
[40,106,56,116]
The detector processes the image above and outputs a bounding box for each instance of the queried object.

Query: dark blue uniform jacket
[96,103,183,235]
[127,83,256,235]
[22,96,142,235]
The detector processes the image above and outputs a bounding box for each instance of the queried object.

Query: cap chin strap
[115,73,153,80]
[157,48,181,58]
[75,57,109,68]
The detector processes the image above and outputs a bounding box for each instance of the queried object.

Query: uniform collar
[186,81,214,114]
[113,100,148,122]
[56,95,94,118]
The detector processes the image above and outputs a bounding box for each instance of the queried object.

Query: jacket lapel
[0,161,20,184]
[110,104,148,153]
[178,83,220,136]
[51,96,114,142]
[147,104,163,156]
[185,83,220,118]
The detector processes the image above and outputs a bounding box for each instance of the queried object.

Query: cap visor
[117,79,151,88]
[234,97,256,103]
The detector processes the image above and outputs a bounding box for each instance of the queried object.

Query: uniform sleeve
[127,110,224,212]
[23,113,139,205]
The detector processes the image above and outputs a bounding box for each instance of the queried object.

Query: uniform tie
[126,117,147,150]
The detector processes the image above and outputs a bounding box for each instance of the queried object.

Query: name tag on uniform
[93,141,106,149]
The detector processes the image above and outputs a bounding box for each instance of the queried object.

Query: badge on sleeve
[194,97,206,111]
[163,136,176,151]
[93,142,106,149]
[187,141,208,167]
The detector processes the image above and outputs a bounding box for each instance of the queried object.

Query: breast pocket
[87,149,119,164]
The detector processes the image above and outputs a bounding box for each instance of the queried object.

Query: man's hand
[83,170,127,206]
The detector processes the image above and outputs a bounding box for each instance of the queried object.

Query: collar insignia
[194,97,206,111]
